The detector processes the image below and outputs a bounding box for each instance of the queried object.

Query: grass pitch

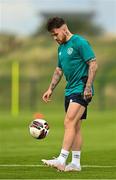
[0,107,116,179]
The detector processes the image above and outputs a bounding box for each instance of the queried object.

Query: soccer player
[42,17,98,171]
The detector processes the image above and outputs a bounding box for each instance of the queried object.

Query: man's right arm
[42,67,63,102]
[49,67,63,91]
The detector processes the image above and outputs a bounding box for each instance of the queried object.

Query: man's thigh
[65,93,92,119]
[65,102,85,124]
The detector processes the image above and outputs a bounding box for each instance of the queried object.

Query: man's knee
[76,120,81,132]
[64,114,76,129]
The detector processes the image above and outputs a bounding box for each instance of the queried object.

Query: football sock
[57,149,69,165]
[71,151,81,166]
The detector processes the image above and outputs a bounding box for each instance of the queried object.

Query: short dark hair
[46,17,65,32]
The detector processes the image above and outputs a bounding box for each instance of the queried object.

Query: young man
[42,17,98,172]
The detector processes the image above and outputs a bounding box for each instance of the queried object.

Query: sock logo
[74,154,80,158]
[61,153,67,158]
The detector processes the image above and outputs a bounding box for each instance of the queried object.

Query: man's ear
[62,24,67,31]
[62,24,68,35]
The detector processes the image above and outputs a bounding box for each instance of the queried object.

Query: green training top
[58,34,96,96]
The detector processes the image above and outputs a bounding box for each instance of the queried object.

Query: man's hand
[84,60,98,100]
[84,85,92,100]
[42,67,63,103]
[42,89,53,103]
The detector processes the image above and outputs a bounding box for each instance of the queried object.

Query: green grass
[0,108,116,179]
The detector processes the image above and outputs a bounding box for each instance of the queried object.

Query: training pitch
[0,107,116,179]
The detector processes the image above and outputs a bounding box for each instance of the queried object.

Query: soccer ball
[29,118,49,139]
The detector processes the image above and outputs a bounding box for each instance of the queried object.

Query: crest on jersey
[67,48,73,55]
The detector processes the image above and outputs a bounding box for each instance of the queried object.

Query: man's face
[51,26,66,44]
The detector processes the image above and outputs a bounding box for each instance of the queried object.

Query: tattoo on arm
[86,61,98,87]
[49,68,63,91]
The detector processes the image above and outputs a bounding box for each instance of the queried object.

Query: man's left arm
[84,59,98,99]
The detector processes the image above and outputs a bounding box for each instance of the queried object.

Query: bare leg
[62,103,85,151]
[42,103,85,171]
[71,120,82,151]
[65,118,83,171]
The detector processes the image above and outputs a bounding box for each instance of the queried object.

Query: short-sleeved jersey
[58,34,96,96]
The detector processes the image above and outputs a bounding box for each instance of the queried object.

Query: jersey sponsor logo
[67,47,73,55]
[59,52,62,56]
